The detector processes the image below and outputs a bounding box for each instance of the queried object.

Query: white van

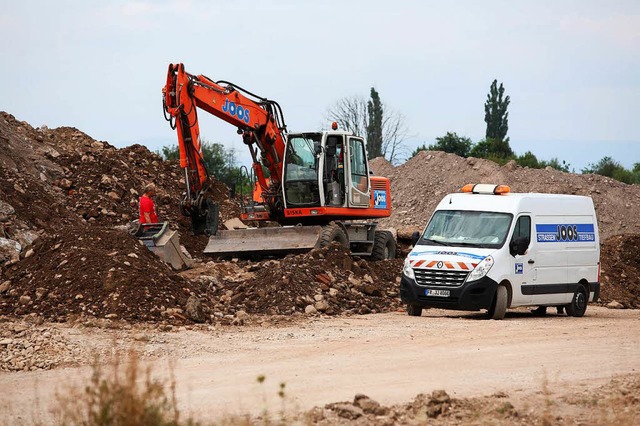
[400,184,600,319]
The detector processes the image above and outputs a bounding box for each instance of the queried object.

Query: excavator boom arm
[163,63,287,198]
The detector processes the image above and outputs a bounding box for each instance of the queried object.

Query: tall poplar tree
[484,79,510,142]
[366,87,383,158]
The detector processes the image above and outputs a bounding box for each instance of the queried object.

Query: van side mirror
[411,231,421,246]
[314,141,322,155]
[510,236,529,256]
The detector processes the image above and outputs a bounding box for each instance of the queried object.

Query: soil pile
[371,151,640,240]
[0,112,238,322]
[181,243,405,319]
[0,227,212,322]
[599,234,640,308]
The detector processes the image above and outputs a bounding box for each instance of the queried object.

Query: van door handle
[528,259,535,264]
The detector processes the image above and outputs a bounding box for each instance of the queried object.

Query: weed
[52,351,195,426]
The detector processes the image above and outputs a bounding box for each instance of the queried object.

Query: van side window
[512,216,531,246]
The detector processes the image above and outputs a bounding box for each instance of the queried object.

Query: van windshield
[420,210,513,249]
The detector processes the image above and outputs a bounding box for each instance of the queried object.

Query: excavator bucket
[137,223,193,270]
[203,226,323,256]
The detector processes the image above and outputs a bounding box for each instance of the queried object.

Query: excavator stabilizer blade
[203,226,323,256]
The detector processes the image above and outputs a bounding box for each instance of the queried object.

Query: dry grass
[45,355,640,425]
[52,352,195,426]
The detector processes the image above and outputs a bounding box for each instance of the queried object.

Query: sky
[1,0,639,172]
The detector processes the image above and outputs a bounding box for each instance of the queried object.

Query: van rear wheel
[407,304,422,317]
[487,285,508,320]
[565,284,588,317]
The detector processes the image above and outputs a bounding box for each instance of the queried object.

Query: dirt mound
[0,225,212,322]
[378,150,640,240]
[182,243,404,318]
[599,234,640,308]
[0,112,243,323]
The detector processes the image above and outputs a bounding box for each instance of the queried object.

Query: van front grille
[413,269,469,287]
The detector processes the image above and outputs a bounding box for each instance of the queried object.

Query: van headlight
[466,256,494,282]
[403,259,415,281]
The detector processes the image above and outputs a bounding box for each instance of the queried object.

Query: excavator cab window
[284,135,321,207]
[347,138,370,207]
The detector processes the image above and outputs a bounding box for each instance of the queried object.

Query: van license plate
[426,289,450,297]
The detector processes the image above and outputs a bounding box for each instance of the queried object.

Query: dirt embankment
[1,112,639,326]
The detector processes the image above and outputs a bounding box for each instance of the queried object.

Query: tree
[484,79,510,141]
[541,158,571,173]
[516,151,540,168]
[327,88,408,163]
[430,132,473,157]
[366,88,383,158]
[582,156,637,184]
[159,141,249,190]
[469,138,514,161]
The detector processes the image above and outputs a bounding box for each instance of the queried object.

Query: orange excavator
[162,63,395,258]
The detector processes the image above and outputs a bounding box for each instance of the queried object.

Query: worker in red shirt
[139,183,159,224]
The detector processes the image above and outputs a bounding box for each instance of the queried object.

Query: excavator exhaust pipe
[203,226,323,256]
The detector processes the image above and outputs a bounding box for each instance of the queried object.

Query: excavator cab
[282,132,371,212]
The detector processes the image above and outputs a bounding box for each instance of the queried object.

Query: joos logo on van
[222,99,250,124]
[536,224,596,243]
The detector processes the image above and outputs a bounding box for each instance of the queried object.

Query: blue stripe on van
[536,224,596,243]
[409,250,486,260]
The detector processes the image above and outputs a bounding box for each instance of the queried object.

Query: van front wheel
[407,304,422,317]
[565,284,588,317]
[487,285,508,320]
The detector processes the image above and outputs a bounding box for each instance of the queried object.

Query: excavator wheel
[371,230,396,260]
[318,223,349,249]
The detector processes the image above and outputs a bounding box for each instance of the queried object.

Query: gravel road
[1,306,639,423]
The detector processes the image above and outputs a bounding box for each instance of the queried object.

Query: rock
[58,178,73,190]
[314,294,324,302]
[185,296,206,323]
[354,394,387,415]
[223,218,249,230]
[0,280,10,294]
[0,338,13,346]
[0,238,21,262]
[127,253,139,259]
[0,200,15,221]
[607,300,624,309]
[235,310,248,320]
[19,295,31,305]
[35,288,46,300]
[305,305,318,314]
[24,248,35,258]
[329,288,339,297]
[431,389,450,403]
[314,300,330,312]
[133,333,150,342]
[316,273,332,285]
[326,403,363,420]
